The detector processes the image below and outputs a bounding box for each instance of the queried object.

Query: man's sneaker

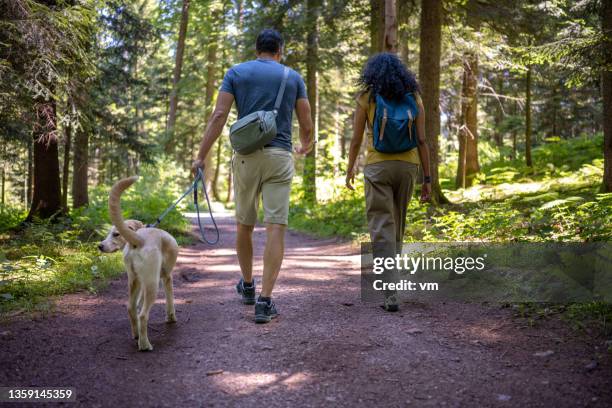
[383,294,399,312]
[236,278,256,305]
[254,298,278,324]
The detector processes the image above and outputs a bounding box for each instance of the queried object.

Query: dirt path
[1,214,611,407]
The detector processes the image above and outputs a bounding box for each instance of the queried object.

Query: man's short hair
[256,29,284,54]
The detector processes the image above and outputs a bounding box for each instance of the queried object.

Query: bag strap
[273,67,290,114]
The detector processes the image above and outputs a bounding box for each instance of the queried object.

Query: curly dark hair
[357,53,420,101]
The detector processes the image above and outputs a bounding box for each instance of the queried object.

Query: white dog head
[98,220,144,253]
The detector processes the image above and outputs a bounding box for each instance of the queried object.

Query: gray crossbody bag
[229,66,290,155]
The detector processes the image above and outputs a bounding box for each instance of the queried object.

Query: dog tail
[108,176,144,248]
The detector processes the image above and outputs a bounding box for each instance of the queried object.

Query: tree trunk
[455,51,480,188]
[61,122,72,211]
[204,6,221,196]
[383,0,398,53]
[212,140,222,200]
[494,74,503,148]
[525,65,533,167]
[512,101,517,160]
[27,140,33,207]
[304,0,321,205]
[1,146,5,209]
[370,0,385,54]
[226,170,233,203]
[602,0,612,192]
[165,0,191,154]
[27,100,63,220]
[398,0,412,64]
[418,0,448,204]
[72,127,89,208]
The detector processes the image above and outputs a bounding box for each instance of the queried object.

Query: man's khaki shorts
[232,147,294,226]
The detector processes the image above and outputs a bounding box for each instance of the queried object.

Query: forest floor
[1,213,611,407]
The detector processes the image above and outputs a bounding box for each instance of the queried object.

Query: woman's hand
[345,166,356,190]
[420,182,431,202]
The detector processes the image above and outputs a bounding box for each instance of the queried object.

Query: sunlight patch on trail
[209,371,312,395]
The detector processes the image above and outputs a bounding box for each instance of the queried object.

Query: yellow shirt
[356,90,421,166]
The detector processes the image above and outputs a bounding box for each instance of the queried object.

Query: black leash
[148,168,220,245]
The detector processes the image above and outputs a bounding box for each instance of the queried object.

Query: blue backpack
[371,93,419,154]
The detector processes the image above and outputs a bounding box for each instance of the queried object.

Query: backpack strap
[273,67,290,115]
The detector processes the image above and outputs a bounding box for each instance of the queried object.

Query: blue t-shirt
[220,59,307,151]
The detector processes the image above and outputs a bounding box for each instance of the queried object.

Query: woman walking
[346,53,431,312]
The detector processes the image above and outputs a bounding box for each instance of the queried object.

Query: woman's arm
[346,103,367,190]
[416,98,432,202]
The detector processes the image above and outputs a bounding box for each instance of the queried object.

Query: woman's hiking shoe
[236,278,256,305]
[254,298,278,323]
[384,294,399,312]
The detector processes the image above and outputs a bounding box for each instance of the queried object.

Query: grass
[289,133,610,243]
[0,161,193,317]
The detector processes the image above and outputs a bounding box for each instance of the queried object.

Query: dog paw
[138,339,153,351]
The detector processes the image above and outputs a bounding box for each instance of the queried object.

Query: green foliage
[289,178,367,238]
[289,135,611,243]
[0,206,26,233]
[0,161,192,315]
[72,160,191,241]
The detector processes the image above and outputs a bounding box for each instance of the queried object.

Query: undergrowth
[0,161,192,316]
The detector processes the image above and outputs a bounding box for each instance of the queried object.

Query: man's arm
[294,98,314,155]
[415,98,432,202]
[192,91,234,173]
[345,103,367,190]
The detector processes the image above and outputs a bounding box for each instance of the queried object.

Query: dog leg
[127,275,140,340]
[162,272,177,323]
[137,281,158,352]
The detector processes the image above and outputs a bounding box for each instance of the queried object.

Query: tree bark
[398,0,412,64]
[212,140,222,200]
[27,100,63,220]
[27,140,33,208]
[370,0,385,54]
[383,0,398,53]
[1,145,5,209]
[304,0,321,204]
[512,100,517,160]
[204,6,221,196]
[226,171,233,203]
[494,74,503,148]
[165,0,191,154]
[455,51,480,188]
[72,127,89,209]
[61,122,72,211]
[602,0,612,192]
[525,65,533,167]
[418,0,448,204]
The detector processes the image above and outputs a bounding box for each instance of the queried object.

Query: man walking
[192,29,313,323]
